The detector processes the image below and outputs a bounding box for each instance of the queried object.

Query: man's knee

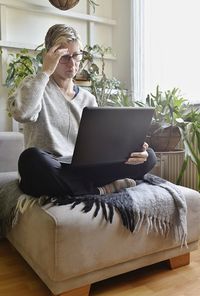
[18,147,45,174]
[18,147,45,169]
[19,147,42,163]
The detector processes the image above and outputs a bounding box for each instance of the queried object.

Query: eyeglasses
[59,51,83,64]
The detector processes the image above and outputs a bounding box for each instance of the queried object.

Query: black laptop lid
[71,107,154,166]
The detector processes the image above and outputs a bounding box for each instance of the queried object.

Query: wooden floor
[1,239,200,296]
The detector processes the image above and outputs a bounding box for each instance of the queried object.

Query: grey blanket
[0,174,187,246]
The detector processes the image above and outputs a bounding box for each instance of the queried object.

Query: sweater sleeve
[7,71,49,123]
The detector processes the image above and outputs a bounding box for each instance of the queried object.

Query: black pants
[18,147,157,197]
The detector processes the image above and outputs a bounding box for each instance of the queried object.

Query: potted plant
[76,44,130,106]
[135,85,200,190]
[48,0,99,12]
[135,86,189,151]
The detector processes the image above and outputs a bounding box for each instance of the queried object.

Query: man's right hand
[42,44,69,77]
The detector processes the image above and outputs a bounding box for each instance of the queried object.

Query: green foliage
[5,43,131,107]
[137,85,189,128]
[88,0,99,12]
[177,107,200,190]
[136,85,200,190]
[78,44,132,107]
[5,47,44,95]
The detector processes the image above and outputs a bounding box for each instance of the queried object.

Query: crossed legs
[18,147,157,197]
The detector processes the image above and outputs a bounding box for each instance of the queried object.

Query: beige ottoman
[7,185,200,296]
[1,132,200,296]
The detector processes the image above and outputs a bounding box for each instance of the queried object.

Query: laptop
[59,107,154,167]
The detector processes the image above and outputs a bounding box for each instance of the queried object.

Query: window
[131,0,200,104]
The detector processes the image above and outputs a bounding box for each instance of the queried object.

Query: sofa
[1,131,200,296]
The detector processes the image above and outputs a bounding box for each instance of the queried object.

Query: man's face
[55,41,82,79]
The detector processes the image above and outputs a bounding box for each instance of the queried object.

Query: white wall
[0,0,131,131]
[113,0,131,91]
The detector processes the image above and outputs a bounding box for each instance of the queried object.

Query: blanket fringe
[15,194,51,215]
[134,213,171,237]
[16,194,38,214]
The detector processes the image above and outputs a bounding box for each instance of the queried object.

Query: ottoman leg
[52,285,91,296]
[168,253,190,269]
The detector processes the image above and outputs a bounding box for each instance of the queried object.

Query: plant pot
[147,126,181,152]
[49,0,79,10]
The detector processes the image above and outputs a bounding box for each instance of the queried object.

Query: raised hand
[42,44,69,76]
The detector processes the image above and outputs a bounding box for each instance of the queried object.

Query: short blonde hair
[45,24,83,50]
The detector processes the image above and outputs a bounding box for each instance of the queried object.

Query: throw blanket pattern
[0,174,187,246]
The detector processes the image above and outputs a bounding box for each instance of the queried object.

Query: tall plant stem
[176,156,189,185]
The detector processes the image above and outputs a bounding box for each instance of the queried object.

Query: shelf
[0,40,39,50]
[0,0,116,26]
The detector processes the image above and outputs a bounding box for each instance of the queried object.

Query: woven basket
[49,0,79,10]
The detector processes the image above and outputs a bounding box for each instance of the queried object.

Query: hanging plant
[48,0,79,10]
[48,0,99,12]
[88,0,99,12]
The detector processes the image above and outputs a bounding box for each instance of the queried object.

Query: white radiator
[151,150,198,191]
[166,153,198,190]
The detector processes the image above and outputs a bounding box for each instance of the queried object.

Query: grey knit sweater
[7,72,97,157]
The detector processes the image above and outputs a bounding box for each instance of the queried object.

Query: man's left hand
[125,142,149,165]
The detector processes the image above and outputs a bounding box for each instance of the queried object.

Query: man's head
[44,24,83,79]
[45,24,83,51]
